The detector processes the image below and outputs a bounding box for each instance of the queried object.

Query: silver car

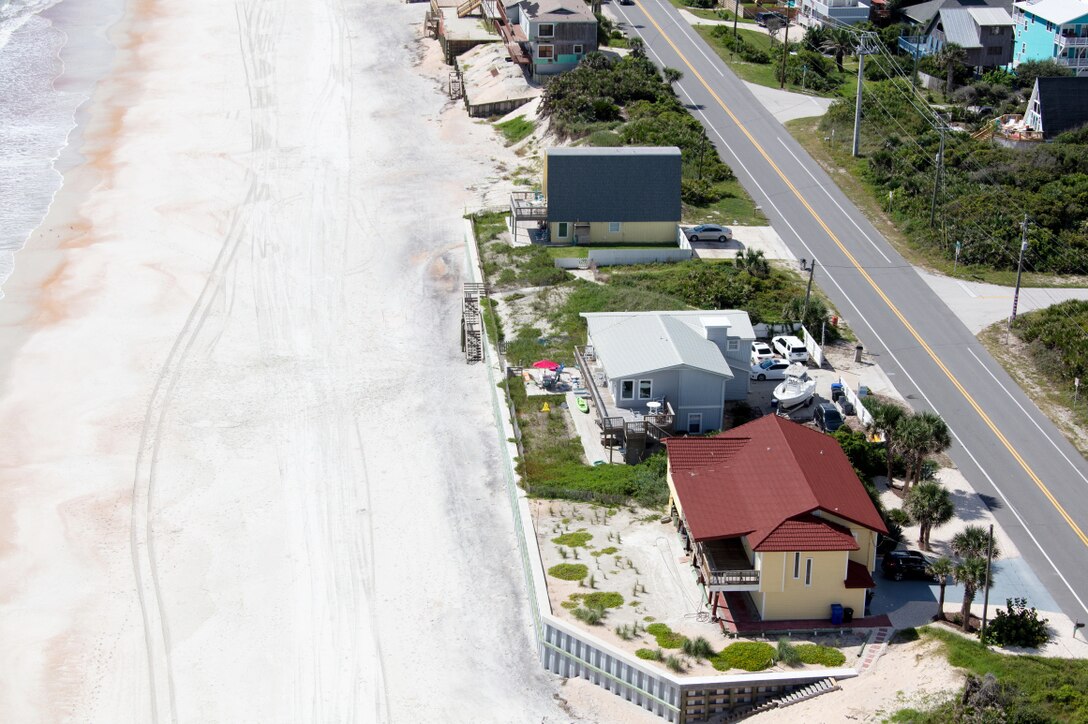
[687,224,732,242]
[750,358,790,381]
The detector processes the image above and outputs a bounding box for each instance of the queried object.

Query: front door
[687,413,702,434]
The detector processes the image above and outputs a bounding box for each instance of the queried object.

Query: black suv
[881,550,935,581]
[813,403,844,433]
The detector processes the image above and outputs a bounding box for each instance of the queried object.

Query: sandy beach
[0,0,607,720]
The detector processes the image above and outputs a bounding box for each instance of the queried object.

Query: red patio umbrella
[532,360,559,370]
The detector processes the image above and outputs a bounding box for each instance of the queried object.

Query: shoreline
[0,0,129,392]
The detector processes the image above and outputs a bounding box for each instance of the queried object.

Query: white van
[772,335,809,363]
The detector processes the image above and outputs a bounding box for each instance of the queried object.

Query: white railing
[800,325,825,368]
[1056,35,1088,49]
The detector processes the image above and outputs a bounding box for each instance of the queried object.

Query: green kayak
[576,397,590,413]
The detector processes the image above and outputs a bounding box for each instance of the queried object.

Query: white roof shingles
[1014,0,1088,24]
[582,310,752,379]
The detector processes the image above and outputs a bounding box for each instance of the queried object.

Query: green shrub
[982,598,1050,649]
[591,546,619,556]
[796,644,847,667]
[572,606,604,625]
[548,563,589,580]
[713,642,776,671]
[709,26,771,63]
[886,507,912,526]
[683,636,716,661]
[586,129,623,146]
[646,623,689,649]
[577,591,625,609]
[494,115,536,145]
[777,638,801,667]
[636,648,664,661]
[552,530,593,547]
[666,655,687,672]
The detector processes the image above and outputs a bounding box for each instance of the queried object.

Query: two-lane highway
[611,0,1088,619]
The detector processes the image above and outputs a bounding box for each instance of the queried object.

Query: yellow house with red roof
[665,415,887,624]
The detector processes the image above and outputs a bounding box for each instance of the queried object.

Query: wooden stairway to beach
[461,283,488,363]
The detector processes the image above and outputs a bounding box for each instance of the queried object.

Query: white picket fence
[838,377,873,427]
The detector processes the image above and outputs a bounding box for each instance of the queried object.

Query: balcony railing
[698,539,761,591]
[706,568,761,587]
[1057,34,1088,49]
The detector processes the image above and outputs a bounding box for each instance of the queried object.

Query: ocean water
[0,0,118,300]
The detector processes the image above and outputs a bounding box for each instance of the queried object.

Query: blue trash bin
[830,603,844,625]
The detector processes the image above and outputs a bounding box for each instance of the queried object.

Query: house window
[621,380,634,400]
[793,552,801,579]
[805,558,813,586]
[687,413,702,434]
[609,221,622,233]
[990,25,1003,35]
[538,23,555,38]
[1047,21,1054,31]
[538,44,554,60]
[638,379,652,400]
[574,44,584,54]
[557,221,569,238]
[726,339,740,351]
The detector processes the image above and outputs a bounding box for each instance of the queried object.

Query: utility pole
[802,258,817,320]
[1009,215,1030,328]
[929,119,946,227]
[852,33,875,158]
[980,524,995,639]
[732,0,739,39]
[779,16,791,89]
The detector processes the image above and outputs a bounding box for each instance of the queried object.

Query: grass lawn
[494,115,536,145]
[542,242,682,261]
[695,26,857,98]
[684,179,768,225]
[665,0,757,22]
[784,117,1086,287]
[888,627,1088,722]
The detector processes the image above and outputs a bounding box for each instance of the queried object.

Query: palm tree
[952,525,999,632]
[935,42,968,96]
[736,248,770,278]
[866,399,904,484]
[821,28,855,73]
[628,36,646,59]
[927,556,955,621]
[894,411,952,492]
[663,67,684,85]
[803,25,829,54]
[904,481,954,550]
[953,557,993,632]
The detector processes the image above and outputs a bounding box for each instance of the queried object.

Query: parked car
[686,224,732,243]
[813,403,844,433]
[750,358,791,381]
[881,550,936,581]
[755,11,788,26]
[750,341,774,364]
[772,335,809,363]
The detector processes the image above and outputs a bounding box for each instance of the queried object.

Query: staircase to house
[461,283,488,363]
[719,678,840,721]
[457,0,481,16]
[972,123,995,141]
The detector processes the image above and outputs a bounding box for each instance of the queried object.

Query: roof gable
[1013,0,1088,24]
[666,416,887,543]
[545,147,682,223]
[1034,77,1088,138]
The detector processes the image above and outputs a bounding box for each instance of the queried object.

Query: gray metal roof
[907,0,1012,25]
[936,8,984,47]
[967,6,1014,24]
[581,310,754,379]
[1034,76,1088,138]
[521,0,595,22]
[545,147,681,223]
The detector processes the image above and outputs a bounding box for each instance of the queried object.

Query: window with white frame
[574,44,584,54]
[638,379,652,399]
[609,221,622,233]
[726,338,739,351]
[621,380,634,400]
[538,23,555,37]
[537,44,554,60]
[557,221,569,238]
[804,558,813,586]
[687,413,702,434]
[793,552,801,578]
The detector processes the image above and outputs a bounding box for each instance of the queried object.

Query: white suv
[772,335,809,363]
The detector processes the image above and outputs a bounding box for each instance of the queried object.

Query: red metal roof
[844,560,876,589]
[755,514,860,552]
[665,416,887,545]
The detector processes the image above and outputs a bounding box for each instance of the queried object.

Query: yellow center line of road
[633,1,1088,547]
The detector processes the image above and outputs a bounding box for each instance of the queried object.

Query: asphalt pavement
[607,0,1088,622]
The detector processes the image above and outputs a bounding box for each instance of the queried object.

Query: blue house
[1013,0,1088,75]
